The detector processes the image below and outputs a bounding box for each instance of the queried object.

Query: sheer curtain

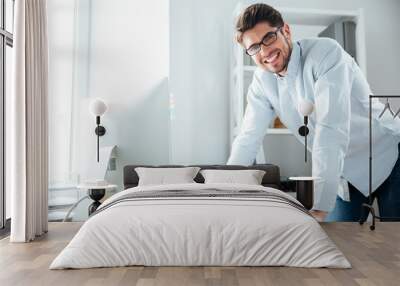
[10,0,49,242]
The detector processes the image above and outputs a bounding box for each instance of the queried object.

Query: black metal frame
[0,0,14,230]
[245,26,282,56]
[94,116,106,162]
[359,95,400,230]
[298,116,310,162]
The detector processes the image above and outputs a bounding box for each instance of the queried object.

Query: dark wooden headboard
[123,164,281,190]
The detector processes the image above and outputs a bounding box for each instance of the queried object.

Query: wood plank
[0,222,399,285]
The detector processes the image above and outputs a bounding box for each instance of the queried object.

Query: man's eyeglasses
[245,27,282,56]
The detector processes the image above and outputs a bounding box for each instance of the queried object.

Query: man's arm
[227,76,276,165]
[311,41,353,212]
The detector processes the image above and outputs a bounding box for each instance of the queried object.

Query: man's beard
[277,37,293,75]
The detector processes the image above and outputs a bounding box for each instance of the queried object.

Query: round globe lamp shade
[297,99,314,116]
[90,98,107,116]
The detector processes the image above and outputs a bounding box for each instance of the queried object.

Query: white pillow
[200,169,266,185]
[135,167,201,186]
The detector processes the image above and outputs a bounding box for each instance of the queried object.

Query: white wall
[48,0,170,191]
[170,0,232,164]
[76,0,170,190]
[47,0,76,186]
[170,0,400,167]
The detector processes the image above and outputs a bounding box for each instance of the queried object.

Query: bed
[50,164,350,269]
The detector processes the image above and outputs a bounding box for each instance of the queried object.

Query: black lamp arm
[94,116,106,162]
[298,116,310,162]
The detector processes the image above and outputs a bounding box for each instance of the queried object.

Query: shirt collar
[274,41,301,80]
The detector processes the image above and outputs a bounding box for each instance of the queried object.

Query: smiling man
[227,3,400,222]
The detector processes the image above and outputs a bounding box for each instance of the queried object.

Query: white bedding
[50,183,351,269]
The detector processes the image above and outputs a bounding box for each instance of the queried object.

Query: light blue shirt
[228,38,400,212]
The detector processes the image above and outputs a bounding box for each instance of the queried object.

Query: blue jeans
[326,144,400,222]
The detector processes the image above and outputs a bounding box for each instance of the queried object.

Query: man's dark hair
[236,3,284,44]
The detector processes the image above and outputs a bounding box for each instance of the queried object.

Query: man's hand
[310,210,328,222]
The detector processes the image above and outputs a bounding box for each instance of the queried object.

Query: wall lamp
[89,98,107,162]
[297,99,314,162]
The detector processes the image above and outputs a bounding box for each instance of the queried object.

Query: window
[0,0,14,232]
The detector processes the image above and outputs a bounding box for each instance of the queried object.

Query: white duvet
[50,183,351,269]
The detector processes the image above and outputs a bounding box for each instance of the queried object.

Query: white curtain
[10,0,49,242]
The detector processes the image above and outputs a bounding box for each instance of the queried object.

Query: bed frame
[123,164,315,210]
[123,164,281,190]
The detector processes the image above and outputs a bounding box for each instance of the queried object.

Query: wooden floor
[0,222,399,286]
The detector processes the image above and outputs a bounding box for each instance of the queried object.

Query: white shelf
[243,65,257,72]
[232,65,257,75]
[233,128,292,137]
[266,128,292,135]
[277,7,359,26]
